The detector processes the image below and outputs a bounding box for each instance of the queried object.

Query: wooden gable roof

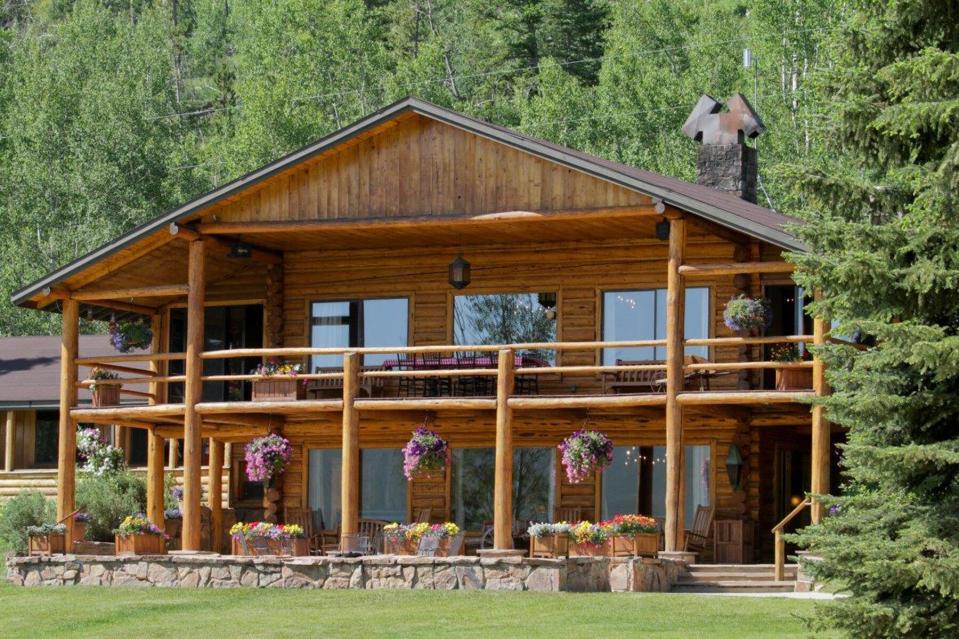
[11,97,802,310]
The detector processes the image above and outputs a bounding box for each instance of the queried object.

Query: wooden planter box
[384,537,418,555]
[28,533,66,556]
[530,534,570,558]
[610,532,659,557]
[776,367,813,391]
[252,379,304,402]
[73,521,87,542]
[115,533,166,556]
[92,385,120,407]
[73,540,115,556]
[569,540,612,557]
[231,536,304,556]
[275,538,310,556]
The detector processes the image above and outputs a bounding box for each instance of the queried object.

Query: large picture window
[308,448,408,530]
[310,298,408,370]
[602,288,710,363]
[601,444,711,522]
[451,447,556,530]
[453,292,557,362]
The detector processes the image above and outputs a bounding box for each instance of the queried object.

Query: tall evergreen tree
[788,2,959,637]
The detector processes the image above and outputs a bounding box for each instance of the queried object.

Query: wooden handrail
[685,361,813,371]
[684,335,812,346]
[76,353,186,365]
[772,497,812,581]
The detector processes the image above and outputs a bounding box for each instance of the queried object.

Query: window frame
[307,296,413,368]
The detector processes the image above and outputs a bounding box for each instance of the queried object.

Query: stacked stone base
[6,553,684,592]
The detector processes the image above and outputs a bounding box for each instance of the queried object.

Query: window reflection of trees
[453,293,556,362]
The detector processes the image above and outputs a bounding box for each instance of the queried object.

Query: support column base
[476,549,526,559]
[657,551,696,565]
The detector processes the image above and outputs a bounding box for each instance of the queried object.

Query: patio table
[379,355,549,370]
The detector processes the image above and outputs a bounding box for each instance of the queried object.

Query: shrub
[0,491,56,552]
[75,471,146,542]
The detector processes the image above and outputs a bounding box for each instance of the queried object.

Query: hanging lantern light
[448,255,471,290]
[726,444,744,491]
[537,292,558,320]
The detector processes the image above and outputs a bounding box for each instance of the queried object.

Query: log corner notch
[663,210,686,553]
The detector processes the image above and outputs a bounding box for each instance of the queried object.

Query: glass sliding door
[513,448,555,522]
[308,449,342,530]
[452,448,495,530]
[601,446,642,519]
[604,445,711,522]
[360,449,406,522]
[602,288,710,363]
[310,298,409,370]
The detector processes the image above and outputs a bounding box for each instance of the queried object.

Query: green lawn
[0,584,827,638]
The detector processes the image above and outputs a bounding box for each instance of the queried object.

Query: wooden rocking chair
[684,505,715,553]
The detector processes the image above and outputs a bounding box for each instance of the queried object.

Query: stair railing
[771,497,811,581]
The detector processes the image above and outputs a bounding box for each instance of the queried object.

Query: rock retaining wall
[6,554,684,592]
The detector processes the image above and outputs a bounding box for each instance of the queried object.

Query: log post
[182,239,205,551]
[340,352,360,547]
[57,299,80,545]
[4,411,14,472]
[493,348,515,550]
[664,212,686,552]
[167,439,178,469]
[208,438,224,553]
[147,432,166,527]
[810,301,829,524]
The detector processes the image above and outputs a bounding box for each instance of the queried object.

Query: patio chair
[555,507,583,523]
[446,532,465,556]
[397,353,423,397]
[413,508,432,523]
[478,521,495,550]
[417,535,441,557]
[358,518,389,554]
[283,506,323,555]
[684,505,715,554]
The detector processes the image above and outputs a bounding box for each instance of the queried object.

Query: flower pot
[775,367,813,391]
[384,537,418,555]
[252,379,303,402]
[92,385,120,407]
[73,521,87,542]
[28,533,66,556]
[164,518,182,539]
[115,533,166,556]
[530,534,569,558]
[611,532,659,557]
[570,540,611,557]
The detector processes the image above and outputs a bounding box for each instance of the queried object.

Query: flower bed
[114,515,166,556]
[229,522,308,556]
[27,523,67,556]
[383,522,461,556]
[527,522,573,558]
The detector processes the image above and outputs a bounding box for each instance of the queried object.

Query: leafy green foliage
[785,1,959,637]
[0,490,56,552]
[75,471,147,542]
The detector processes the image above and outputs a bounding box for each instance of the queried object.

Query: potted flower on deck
[90,368,120,407]
[426,522,462,557]
[27,523,67,556]
[528,522,573,558]
[251,360,304,401]
[771,344,813,390]
[383,522,428,555]
[114,515,166,556]
[604,514,659,557]
[164,507,182,548]
[569,521,611,557]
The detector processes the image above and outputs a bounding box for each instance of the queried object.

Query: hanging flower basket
[559,430,613,484]
[722,295,772,333]
[109,319,153,353]
[244,434,293,483]
[402,426,449,480]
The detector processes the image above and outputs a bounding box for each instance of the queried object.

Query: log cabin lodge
[9,96,839,564]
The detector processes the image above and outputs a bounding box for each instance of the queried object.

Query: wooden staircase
[671,564,799,594]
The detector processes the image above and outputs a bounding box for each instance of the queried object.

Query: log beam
[340,352,361,547]
[208,439,224,553]
[810,301,830,524]
[493,349,515,550]
[57,299,80,545]
[664,212,685,553]
[678,261,795,277]
[71,285,189,301]
[182,239,205,551]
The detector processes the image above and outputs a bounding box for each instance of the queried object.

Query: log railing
[772,497,811,581]
[72,334,818,409]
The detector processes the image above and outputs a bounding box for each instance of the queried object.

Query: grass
[0,584,829,638]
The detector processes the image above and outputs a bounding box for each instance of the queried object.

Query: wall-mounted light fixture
[228,241,252,259]
[655,219,671,241]
[448,255,471,289]
[726,444,744,491]
[537,292,558,320]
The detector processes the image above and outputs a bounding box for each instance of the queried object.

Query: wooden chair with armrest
[684,505,715,554]
[602,360,666,394]
[283,506,324,555]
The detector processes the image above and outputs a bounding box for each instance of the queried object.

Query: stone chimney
[682,94,765,203]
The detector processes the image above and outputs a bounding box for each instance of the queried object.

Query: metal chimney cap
[683,93,765,145]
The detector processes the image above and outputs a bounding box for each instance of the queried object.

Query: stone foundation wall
[6,554,684,592]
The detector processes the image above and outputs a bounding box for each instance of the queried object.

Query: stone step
[687,563,798,572]
[683,571,791,582]
[672,579,798,594]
